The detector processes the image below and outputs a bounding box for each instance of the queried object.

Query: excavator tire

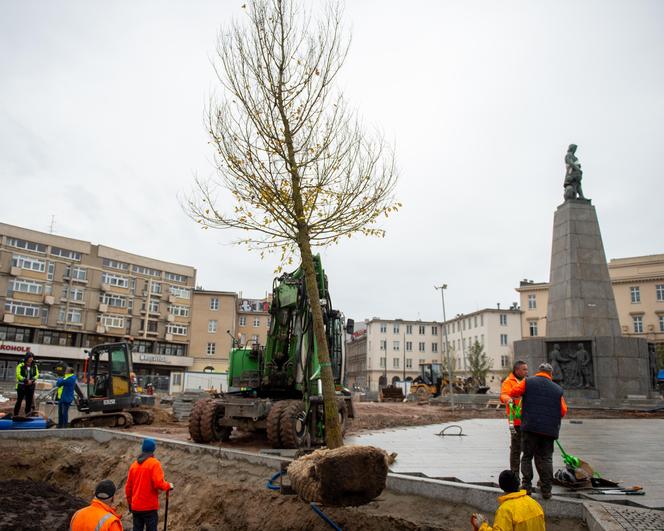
[200,400,231,443]
[266,400,289,448]
[279,401,308,449]
[415,386,430,400]
[188,398,212,443]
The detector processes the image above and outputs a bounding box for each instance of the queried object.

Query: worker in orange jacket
[70,479,123,531]
[125,438,173,531]
[510,363,568,499]
[500,360,528,480]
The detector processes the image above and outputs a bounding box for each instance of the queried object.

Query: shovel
[163,489,170,531]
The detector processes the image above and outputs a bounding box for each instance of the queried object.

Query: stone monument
[514,145,653,401]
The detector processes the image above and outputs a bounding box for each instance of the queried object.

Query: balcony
[165,333,173,341]
[98,303,109,312]
[10,266,21,276]
[101,283,111,292]
[167,314,175,322]
[3,314,15,323]
[44,295,55,305]
[96,324,107,334]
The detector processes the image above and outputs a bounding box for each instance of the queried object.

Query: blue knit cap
[142,438,156,453]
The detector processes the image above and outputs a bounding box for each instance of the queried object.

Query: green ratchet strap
[555,439,580,469]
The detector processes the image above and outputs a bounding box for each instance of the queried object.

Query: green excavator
[188,255,354,448]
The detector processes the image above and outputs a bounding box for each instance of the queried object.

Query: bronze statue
[564,144,586,201]
[575,343,593,388]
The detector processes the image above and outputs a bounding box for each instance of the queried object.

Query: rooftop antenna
[49,215,56,234]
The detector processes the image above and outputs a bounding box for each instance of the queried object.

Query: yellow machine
[410,362,450,399]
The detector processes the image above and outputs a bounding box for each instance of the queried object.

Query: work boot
[521,484,532,496]
[542,492,552,500]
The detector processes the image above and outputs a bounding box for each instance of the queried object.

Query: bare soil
[0,480,87,531]
[0,437,584,531]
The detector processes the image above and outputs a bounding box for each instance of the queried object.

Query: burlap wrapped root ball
[287,445,389,506]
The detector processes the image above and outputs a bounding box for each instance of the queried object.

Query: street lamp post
[435,285,454,409]
[458,313,467,373]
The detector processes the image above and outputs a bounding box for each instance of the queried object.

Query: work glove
[470,513,486,529]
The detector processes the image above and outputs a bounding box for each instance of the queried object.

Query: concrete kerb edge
[386,473,584,520]
[0,429,585,521]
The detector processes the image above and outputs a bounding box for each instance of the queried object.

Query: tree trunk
[297,231,344,449]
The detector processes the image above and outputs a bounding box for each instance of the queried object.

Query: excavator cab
[82,342,138,413]
[410,362,449,399]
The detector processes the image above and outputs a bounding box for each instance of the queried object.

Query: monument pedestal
[515,196,656,401]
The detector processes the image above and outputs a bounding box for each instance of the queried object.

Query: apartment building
[189,290,237,373]
[346,318,443,392]
[236,296,271,348]
[516,254,664,346]
[442,307,522,392]
[0,223,196,391]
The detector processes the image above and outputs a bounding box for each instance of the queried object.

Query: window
[207,342,216,355]
[132,265,161,277]
[529,320,538,337]
[468,319,472,330]
[633,315,643,333]
[50,247,81,261]
[500,334,508,346]
[432,325,438,336]
[144,300,160,313]
[65,265,87,281]
[11,254,46,272]
[406,324,412,334]
[102,258,129,271]
[419,358,425,365]
[432,343,438,353]
[7,238,46,253]
[210,297,219,310]
[59,307,82,324]
[168,305,189,317]
[208,320,218,333]
[500,314,508,326]
[451,322,455,333]
[380,323,387,333]
[380,340,387,351]
[501,355,510,368]
[393,341,400,351]
[480,314,484,326]
[657,285,664,302]
[157,343,186,356]
[379,357,386,368]
[392,358,400,368]
[251,334,259,344]
[100,314,124,328]
[418,325,425,335]
[239,316,246,326]
[660,315,664,332]
[169,285,190,299]
[101,272,129,288]
[140,319,159,333]
[253,317,260,327]
[405,341,412,352]
[8,279,43,295]
[528,294,537,309]
[474,316,478,327]
[150,282,162,294]
[165,272,187,283]
[100,292,126,307]
[481,334,484,345]
[418,342,426,352]
[4,300,41,317]
[393,324,400,334]
[630,287,641,303]
[406,358,412,369]
[167,324,188,336]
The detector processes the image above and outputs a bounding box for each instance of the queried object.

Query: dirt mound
[151,406,177,424]
[0,479,87,531]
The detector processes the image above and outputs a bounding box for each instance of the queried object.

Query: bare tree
[186,0,399,448]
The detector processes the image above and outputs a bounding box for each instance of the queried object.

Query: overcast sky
[1,0,662,324]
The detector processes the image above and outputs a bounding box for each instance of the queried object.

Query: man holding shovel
[125,438,174,531]
[510,363,567,500]
[500,360,528,480]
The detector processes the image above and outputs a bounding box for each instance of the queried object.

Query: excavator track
[70,411,133,429]
[129,409,155,425]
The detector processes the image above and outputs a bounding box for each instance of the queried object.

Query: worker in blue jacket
[56,366,78,428]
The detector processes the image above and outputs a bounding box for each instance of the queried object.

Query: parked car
[36,371,59,391]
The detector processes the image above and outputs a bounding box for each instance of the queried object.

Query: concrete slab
[347,418,664,510]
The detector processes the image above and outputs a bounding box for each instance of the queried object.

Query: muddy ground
[0,437,585,531]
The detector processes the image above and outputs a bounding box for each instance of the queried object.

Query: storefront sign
[138,354,168,363]
[0,343,30,354]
